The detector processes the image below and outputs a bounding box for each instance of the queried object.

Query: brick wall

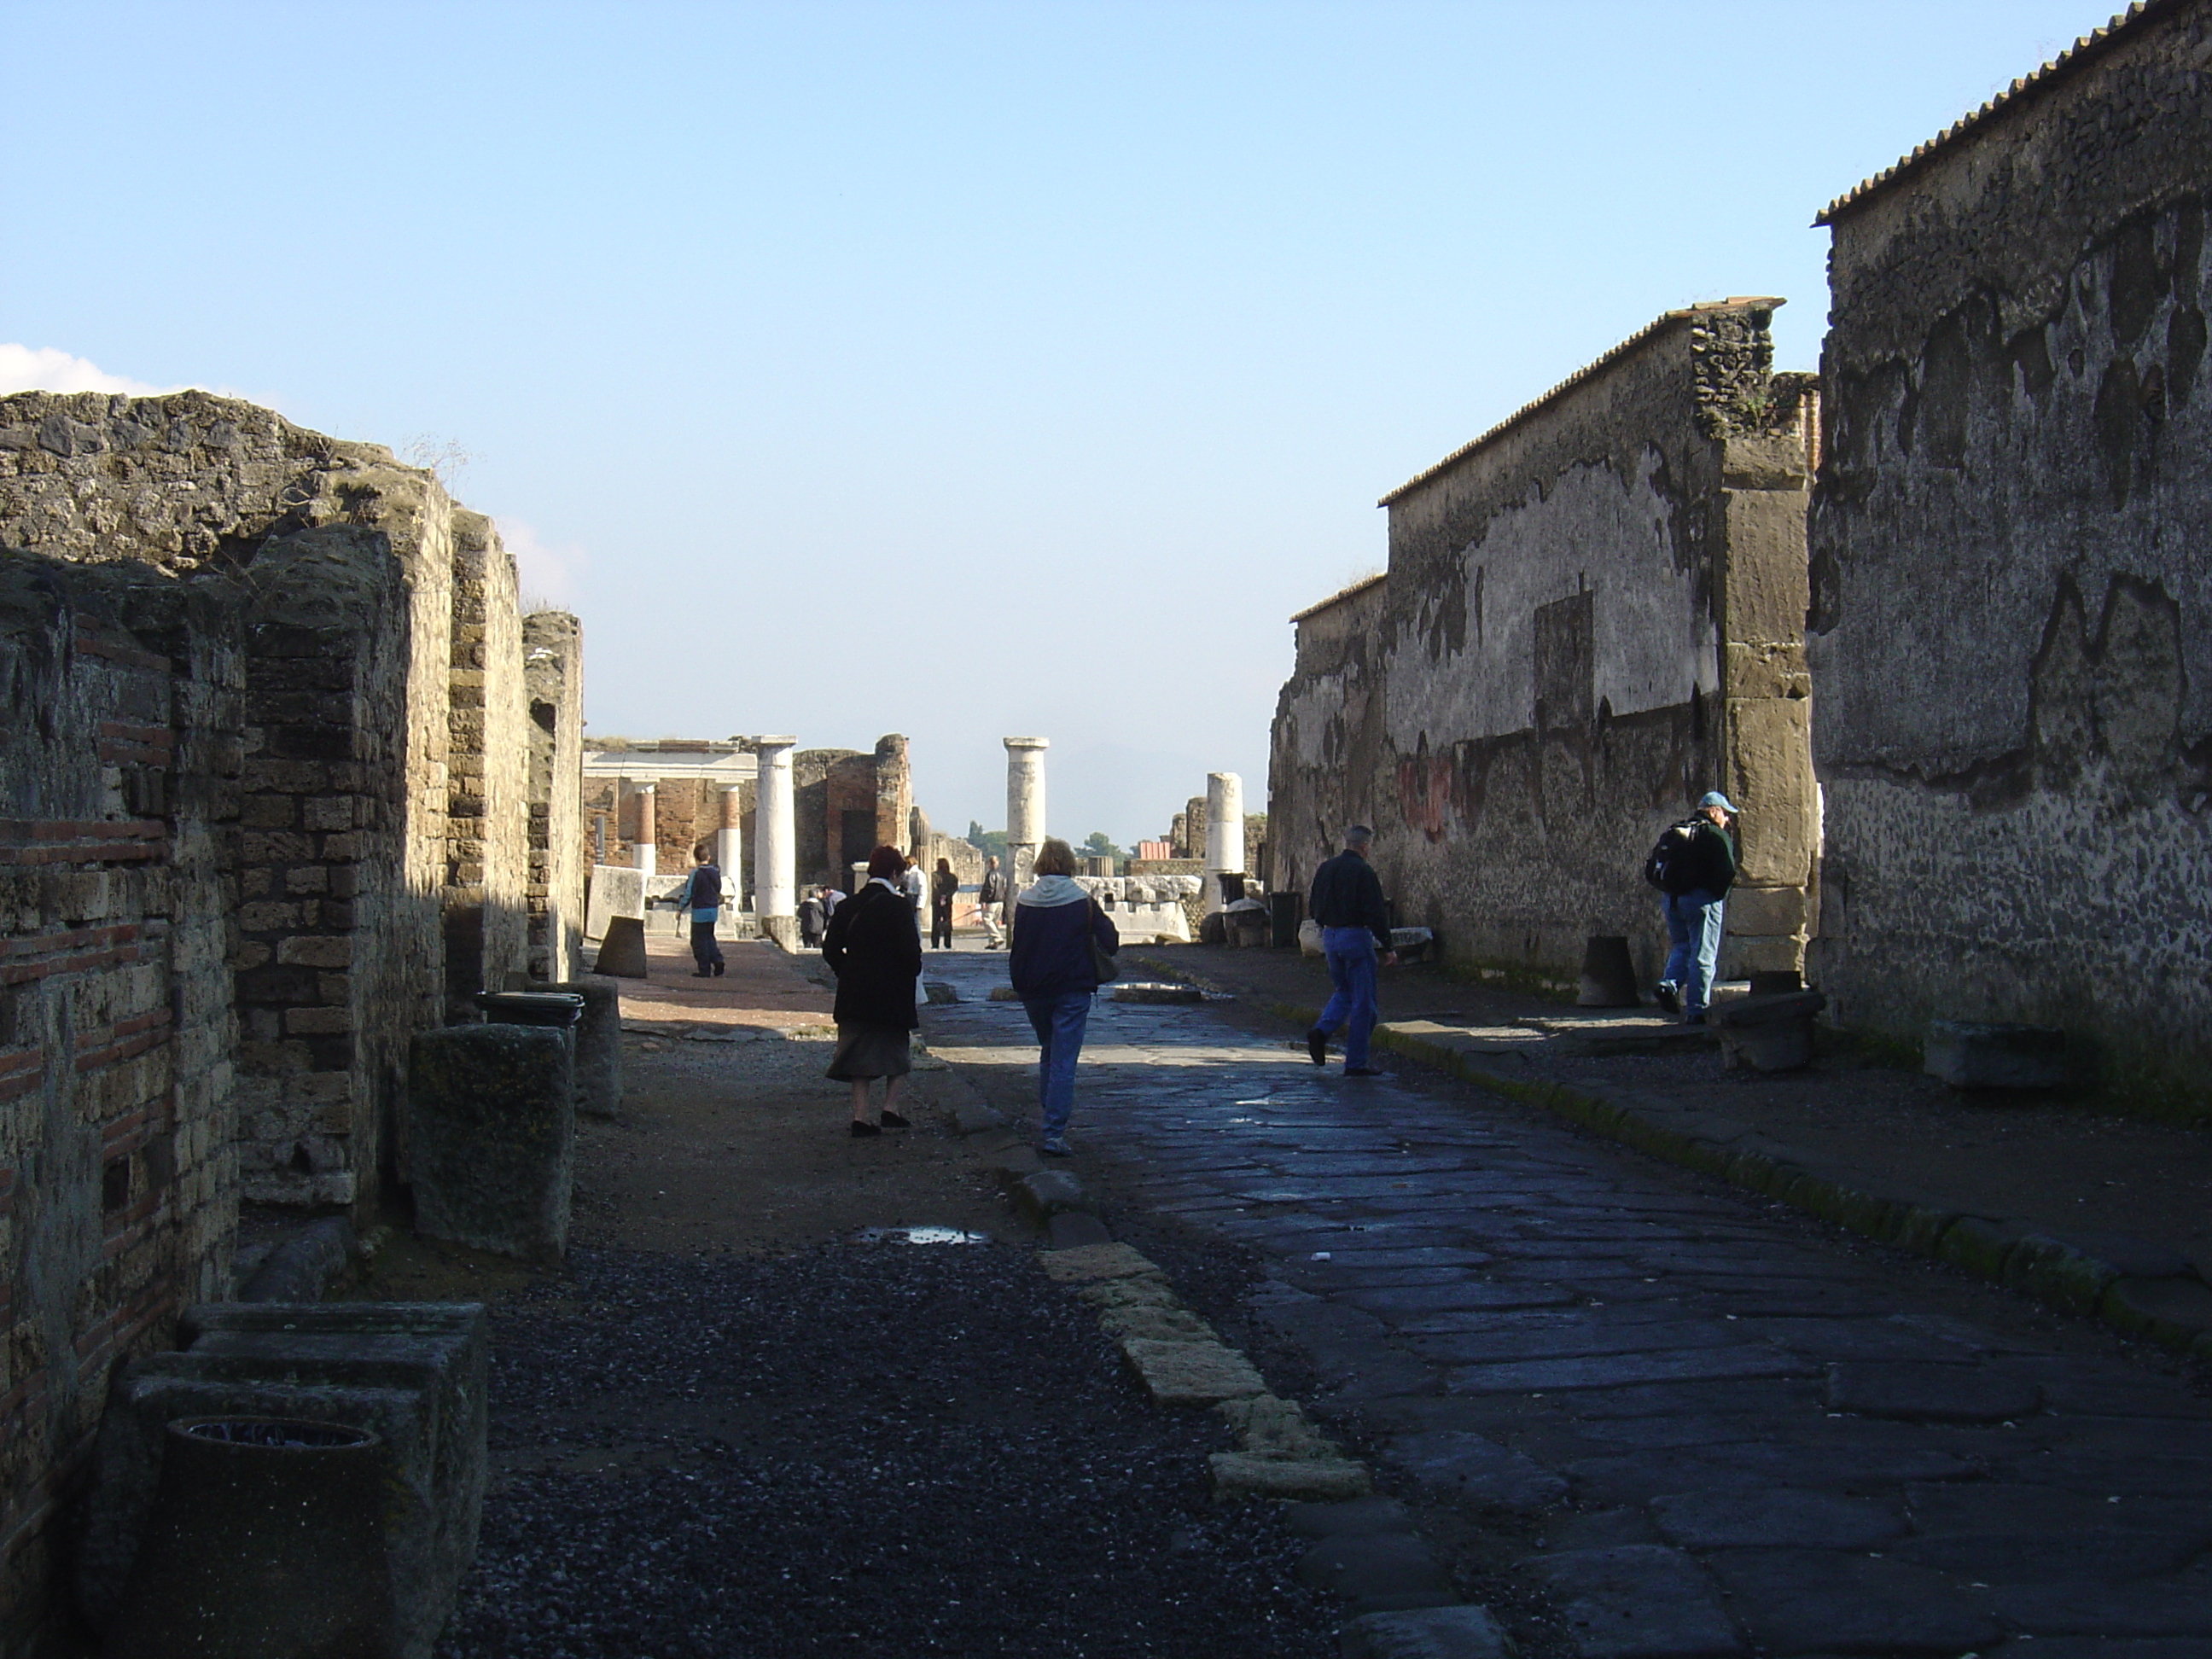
[0,556,240,1656]
[442,513,530,1019]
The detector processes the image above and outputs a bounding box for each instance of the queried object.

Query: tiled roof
[1815,1,2178,225]
[1376,299,1780,508]
[1289,570,1386,625]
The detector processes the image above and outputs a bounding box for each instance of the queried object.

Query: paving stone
[1339,1604,1512,1659]
[1648,1487,1904,1550]
[1378,1431,1568,1513]
[1531,1544,1743,1657]
[1706,1548,2000,1655]
[1995,1577,2212,1638]
[1296,1532,1455,1603]
[1541,1509,1662,1550]
[1345,1284,1580,1318]
[1731,1317,1989,1361]
[2009,1641,2212,1659]
[1047,1210,1114,1249]
[1446,1345,1814,1396]
[1903,1481,2212,1539]
[1565,1438,1975,1504]
[1889,1529,2206,1582]
[1552,1380,1827,1420]
[1824,1361,2042,1423]
[1119,1338,1267,1406]
[1410,1319,1746,1366]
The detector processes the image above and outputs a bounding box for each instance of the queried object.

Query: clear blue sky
[5,1,2104,847]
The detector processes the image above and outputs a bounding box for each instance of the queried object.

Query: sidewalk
[1124,945,2212,1364]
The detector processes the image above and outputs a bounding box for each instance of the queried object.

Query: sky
[4,0,2106,847]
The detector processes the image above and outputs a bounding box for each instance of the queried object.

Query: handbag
[1086,899,1121,985]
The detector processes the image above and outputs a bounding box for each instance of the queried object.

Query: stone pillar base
[408,1026,574,1262]
[760,914,800,951]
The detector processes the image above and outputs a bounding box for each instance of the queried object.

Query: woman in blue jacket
[1009,837,1118,1157]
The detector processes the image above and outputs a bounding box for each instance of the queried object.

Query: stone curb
[1126,954,2212,1365]
[1038,1243,1374,1502]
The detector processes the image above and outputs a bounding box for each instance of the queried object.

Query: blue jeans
[1022,991,1092,1140]
[1317,928,1380,1068]
[1660,890,1726,1015]
[690,913,724,971]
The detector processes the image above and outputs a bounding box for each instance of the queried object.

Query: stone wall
[1272,304,1819,990]
[0,556,240,1655]
[441,514,530,1021]
[1808,0,2212,1104]
[523,613,584,984]
[0,391,583,1647]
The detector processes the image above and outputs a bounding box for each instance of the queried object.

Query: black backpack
[1641,820,1703,897]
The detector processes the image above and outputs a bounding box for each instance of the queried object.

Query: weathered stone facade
[0,390,583,1650]
[1808,0,2212,1107]
[1272,303,1819,991]
[523,612,584,984]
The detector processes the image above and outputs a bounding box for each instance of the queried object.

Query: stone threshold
[1127,954,2212,1367]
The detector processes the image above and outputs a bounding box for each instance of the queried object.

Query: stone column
[715,784,743,899]
[1203,771,1244,912]
[754,736,798,948]
[1004,736,1048,889]
[632,783,656,874]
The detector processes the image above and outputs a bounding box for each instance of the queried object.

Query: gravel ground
[437,1241,1339,1659]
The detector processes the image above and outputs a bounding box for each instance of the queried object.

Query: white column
[1004,736,1047,888]
[754,736,797,947]
[1203,771,1243,912]
[714,783,743,894]
[632,782,657,874]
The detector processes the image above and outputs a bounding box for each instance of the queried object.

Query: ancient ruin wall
[1273,305,1815,988]
[443,512,530,1019]
[524,612,584,983]
[0,555,242,1654]
[1808,0,2212,1100]
[1271,577,1389,899]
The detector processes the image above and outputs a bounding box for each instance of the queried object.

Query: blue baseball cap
[1698,791,1739,813]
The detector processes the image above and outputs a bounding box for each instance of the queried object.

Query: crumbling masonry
[0,391,584,1651]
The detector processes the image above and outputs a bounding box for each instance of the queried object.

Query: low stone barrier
[409,1025,575,1261]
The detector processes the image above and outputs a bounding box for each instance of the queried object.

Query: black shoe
[713,960,725,976]
[692,969,713,977]
[1653,982,1679,1014]
[850,1121,881,1138]
[1307,1027,1329,1067]
[880,1110,911,1128]
[1344,1065,1387,1078]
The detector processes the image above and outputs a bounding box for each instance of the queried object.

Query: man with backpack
[1644,791,1738,1023]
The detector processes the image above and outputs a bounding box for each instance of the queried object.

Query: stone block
[1111,981,1203,1004]
[1924,1021,2067,1089]
[1720,486,1811,646]
[1013,1168,1095,1222]
[2100,1275,2212,1349]
[1721,696,1815,885]
[1575,936,1639,1008]
[237,1216,355,1302]
[922,979,959,1004]
[1120,1338,1267,1406]
[1719,884,1805,936]
[1046,1210,1113,1249]
[1708,990,1825,1073]
[533,976,622,1118]
[408,1025,573,1261]
[79,1301,486,1659]
[1533,1544,1743,1658]
[1209,1452,1371,1503]
[1715,932,1803,979]
[1039,1242,1163,1284]
[591,914,648,978]
[1825,1361,2041,1423]
[1340,1604,1511,1659]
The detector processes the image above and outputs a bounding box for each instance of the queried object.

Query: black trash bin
[1268,892,1302,949]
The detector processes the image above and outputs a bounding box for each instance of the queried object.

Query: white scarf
[1015,873,1089,908]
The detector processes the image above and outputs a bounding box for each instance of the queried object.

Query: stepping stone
[1208,1452,1371,1502]
[1341,1604,1512,1659]
[1113,981,1203,1004]
[1038,1242,1159,1284]
[1296,1531,1454,1604]
[1824,1361,2042,1423]
[1649,1487,1904,1551]
[1706,1548,2001,1656]
[1531,1544,1743,1657]
[1120,1338,1266,1406]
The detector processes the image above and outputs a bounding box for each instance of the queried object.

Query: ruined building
[0,391,584,1650]
[1272,301,1819,992]
[1807,0,2212,1108]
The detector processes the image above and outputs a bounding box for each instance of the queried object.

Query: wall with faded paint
[1808,0,2212,1102]
[1272,305,1818,989]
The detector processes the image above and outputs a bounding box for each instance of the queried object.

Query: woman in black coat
[822,845,923,1137]
[929,858,959,949]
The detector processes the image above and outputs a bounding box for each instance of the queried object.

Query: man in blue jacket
[678,849,725,978]
[1306,826,1396,1076]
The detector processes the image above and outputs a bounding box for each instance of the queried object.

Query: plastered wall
[1809,0,2212,1104]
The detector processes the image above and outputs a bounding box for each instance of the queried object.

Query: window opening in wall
[102,1156,130,1215]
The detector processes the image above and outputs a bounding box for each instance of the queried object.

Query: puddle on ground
[851,1225,992,1246]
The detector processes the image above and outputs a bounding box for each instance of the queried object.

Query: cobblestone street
[921,948,2212,1657]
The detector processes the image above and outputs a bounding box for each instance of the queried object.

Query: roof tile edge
[1813,1,2176,226]
[1376,297,1782,509]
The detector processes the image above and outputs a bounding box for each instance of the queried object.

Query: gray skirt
[825,1023,913,1081]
